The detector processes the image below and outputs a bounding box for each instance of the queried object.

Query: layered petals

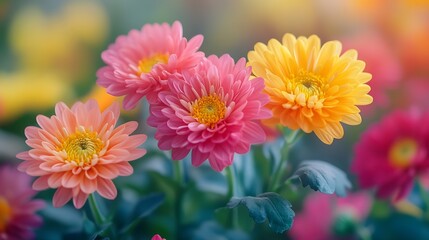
[96,21,204,109]
[147,55,271,171]
[0,165,45,239]
[17,99,147,209]
[351,110,429,201]
[248,34,373,144]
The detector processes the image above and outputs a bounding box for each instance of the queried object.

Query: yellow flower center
[389,138,418,168]
[191,95,226,128]
[282,70,325,109]
[61,129,103,166]
[294,70,324,97]
[0,197,12,233]
[137,53,169,75]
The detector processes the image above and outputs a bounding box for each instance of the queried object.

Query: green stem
[269,142,290,192]
[226,166,235,199]
[88,194,105,226]
[173,160,184,186]
[225,165,239,228]
[174,161,184,239]
[268,130,302,192]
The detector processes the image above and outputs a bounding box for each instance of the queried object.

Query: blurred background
[1,0,429,239]
[1,0,429,159]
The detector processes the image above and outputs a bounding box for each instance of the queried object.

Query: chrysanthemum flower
[290,192,372,240]
[17,100,147,209]
[352,110,429,200]
[248,34,373,144]
[97,21,204,109]
[147,55,271,172]
[0,165,45,240]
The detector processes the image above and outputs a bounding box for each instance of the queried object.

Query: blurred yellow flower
[0,71,72,123]
[83,86,119,111]
[8,1,108,78]
[248,34,373,144]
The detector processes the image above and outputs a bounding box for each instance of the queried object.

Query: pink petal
[53,187,73,208]
[96,165,119,179]
[191,150,209,167]
[171,148,190,160]
[32,175,50,190]
[97,178,117,199]
[115,162,134,176]
[61,171,82,188]
[73,189,89,209]
[80,177,97,194]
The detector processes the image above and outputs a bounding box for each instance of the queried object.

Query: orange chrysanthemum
[248,34,373,144]
[17,100,147,209]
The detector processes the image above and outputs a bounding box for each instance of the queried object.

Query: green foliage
[289,160,351,196]
[226,192,295,234]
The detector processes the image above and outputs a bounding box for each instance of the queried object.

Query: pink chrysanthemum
[0,165,45,240]
[97,21,204,109]
[351,110,429,200]
[147,54,272,172]
[16,100,147,209]
[290,192,372,240]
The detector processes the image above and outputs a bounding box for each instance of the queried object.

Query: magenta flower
[147,54,272,171]
[290,192,372,240]
[341,32,401,113]
[0,165,45,240]
[352,110,429,200]
[17,100,147,209]
[97,21,204,109]
[151,234,165,240]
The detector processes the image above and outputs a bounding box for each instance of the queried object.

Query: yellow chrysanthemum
[248,34,373,144]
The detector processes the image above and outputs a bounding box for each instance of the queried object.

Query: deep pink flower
[147,54,271,171]
[290,192,372,240]
[17,100,147,209]
[341,32,402,113]
[97,21,204,109]
[0,165,45,240]
[352,110,429,200]
[151,234,165,240]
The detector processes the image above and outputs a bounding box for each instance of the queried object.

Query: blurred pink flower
[290,192,372,240]
[0,165,45,240]
[97,21,204,109]
[147,55,271,172]
[394,77,429,110]
[17,100,147,209]
[352,110,429,200]
[341,32,402,112]
[151,234,165,240]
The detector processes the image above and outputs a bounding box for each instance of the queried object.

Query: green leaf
[226,192,295,233]
[289,160,351,196]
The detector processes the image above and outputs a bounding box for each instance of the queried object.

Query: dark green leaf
[289,160,351,196]
[226,192,294,233]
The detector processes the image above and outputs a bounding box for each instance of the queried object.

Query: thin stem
[225,165,239,228]
[226,166,235,199]
[174,160,184,239]
[88,194,105,226]
[268,130,303,192]
[268,142,290,192]
[173,160,184,186]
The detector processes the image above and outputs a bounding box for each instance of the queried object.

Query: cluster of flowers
[9,21,378,238]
